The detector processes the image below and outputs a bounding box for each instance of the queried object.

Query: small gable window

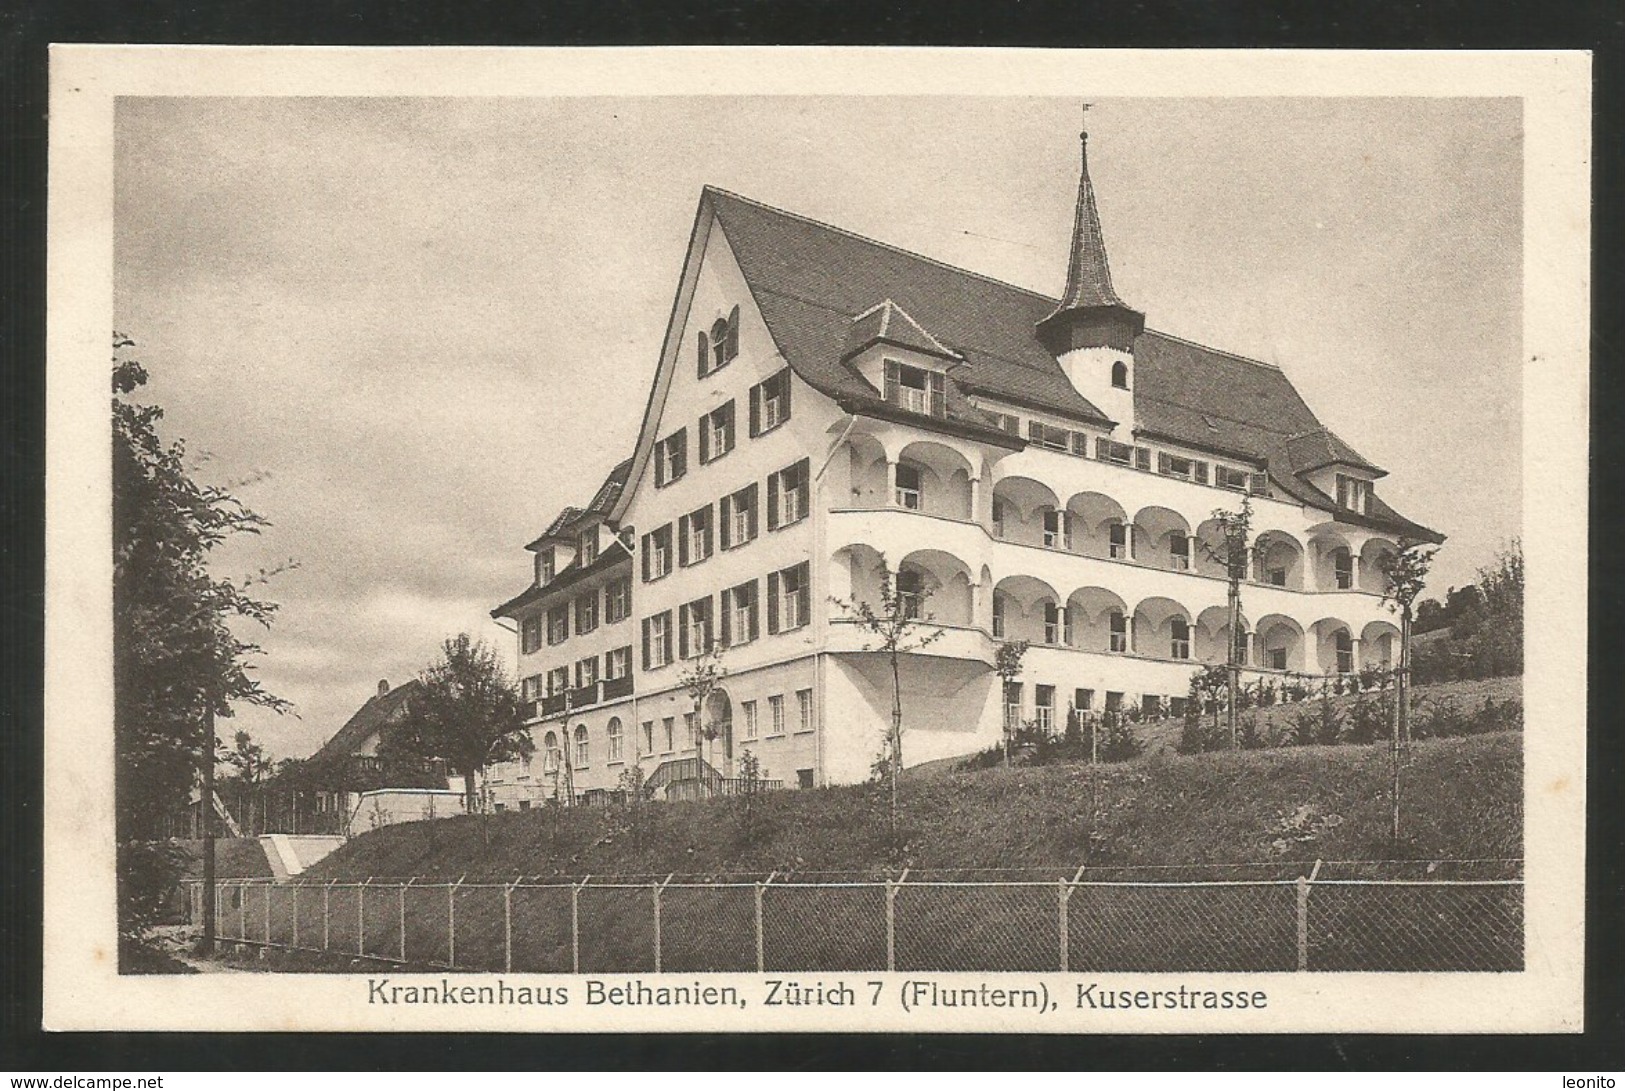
[882,359,947,418]
[697,305,740,378]
[1111,360,1129,389]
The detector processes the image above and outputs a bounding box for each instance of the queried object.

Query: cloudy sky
[114,95,1521,759]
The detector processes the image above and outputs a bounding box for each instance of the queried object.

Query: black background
[3,0,1622,1071]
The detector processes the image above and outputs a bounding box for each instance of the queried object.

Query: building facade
[489,131,1442,804]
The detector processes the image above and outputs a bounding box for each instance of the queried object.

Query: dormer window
[697,305,740,378]
[578,528,598,565]
[536,548,556,586]
[1335,473,1372,515]
[882,359,946,418]
[1111,360,1129,389]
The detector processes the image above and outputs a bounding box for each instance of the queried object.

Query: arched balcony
[897,548,976,626]
[1255,613,1306,672]
[993,574,1061,645]
[1133,595,1195,662]
[1307,528,1357,592]
[992,476,1061,548]
[1253,530,1306,590]
[1067,491,1129,561]
[1133,505,1195,573]
[1193,517,1234,580]
[844,434,977,521]
[1195,604,1251,664]
[1358,536,1399,594]
[1310,617,1357,674]
[1360,619,1401,669]
[1067,586,1130,654]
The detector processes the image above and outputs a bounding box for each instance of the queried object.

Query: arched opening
[1311,619,1356,674]
[899,548,975,626]
[1360,620,1401,670]
[1255,614,1305,672]
[573,724,589,769]
[842,433,892,509]
[606,717,624,764]
[1359,537,1399,594]
[1195,604,1251,664]
[704,689,734,767]
[1133,596,1194,662]
[1194,517,1233,579]
[994,574,1061,645]
[542,731,562,776]
[1067,586,1130,653]
[1133,505,1194,572]
[1111,360,1129,389]
[1253,531,1306,589]
[896,440,976,520]
[992,476,1061,546]
[1067,491,1129,560]
[1307,528,1356,592]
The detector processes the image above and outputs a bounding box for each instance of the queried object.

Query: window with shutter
[1134,447,1152,472]
[767,570,781,634]
[1193,460,1209,484]
[640,532,651,582]
[697,331,709,379]
[1071,432,1091,457]
[927,370,946,418]
[748,384,761,437]
[719,587,733,646]
[641,617,651,670]
[677,513,691,567]
[883,359,899,405]
[718,494,733,550]
[1248,473,1269,496]
[698,417,710,464]
[766,471,780,531]
[726,305,740,362]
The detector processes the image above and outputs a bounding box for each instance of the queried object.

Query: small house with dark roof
[492,127,1442,797]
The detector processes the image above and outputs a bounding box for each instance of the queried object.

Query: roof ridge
[704,186,1062,307]
[1142,328,1284,372]
[1134,391,1309,439]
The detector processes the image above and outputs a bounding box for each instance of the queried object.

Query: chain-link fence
[186,861,1522,973]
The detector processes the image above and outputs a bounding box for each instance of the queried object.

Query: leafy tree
[382,633,532,814]
[830,556,944,840]
[112,336,292,951]
[223,729,272,835]
[1379,538,1438,844]
[993,640,1030,767]
[1202,498,1256,748]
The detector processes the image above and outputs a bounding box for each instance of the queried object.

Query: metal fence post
[653,875,673,973]
[885,869,908,972]
[400,879,412,963]
[1059,866,1085,972]
[449,876,464,968]
[323,880,334,953]
[571,877,588,974]
[1297,859,1322,972]
[292,883,300,950]
[358,879,369,957]
[755,871,775,974]
[1057,881,1068,972]
[503,881,516,974]
[264,881,273,946]
[239,882,247,943]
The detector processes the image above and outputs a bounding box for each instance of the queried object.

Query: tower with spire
[1035,120,1145,432]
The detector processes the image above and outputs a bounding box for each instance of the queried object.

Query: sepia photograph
[43,48,1589,1034]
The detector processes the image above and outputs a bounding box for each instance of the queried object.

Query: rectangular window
[654,428,687,487]
[894,462,922,509]
[662,716,675,753]
[768,694,786,736]
[797,689,814,734]
[767,458,810,529]
[1334,550,1355,590]
[797,768,814,790]
[1268,647,1288,671]
[1335,473,1371,515]
[1215,465,1251,492]
[742,700,759,740]
[604,577,631,623]
[1269,566,1288,587]
[547,604,570,646]
[768,561,811,634]
[641,720,654,754]
[1109,611,1128,653]
[578,528,599,565]
[575,591,599,634]
[992,594,1005,638]
[750,368,793,436]
[1043,601,1063,645]
[1003,682,1022,730]
[1109,522,1129,560]
[1027,420,1070,452]
[719,482,758,550]
[896,568,923,620]
[642,523,673,582]
[700,400,736,464]
[883,360,946,418]
[521,615,543,655]
[683,711,699,749]
[992,412,1021,435]
[1170,532,1191,571]
[678,504,713,567]
[1134,446,1153,472]
[574,656,599,690]
[604,646,631,681]
[1042,509,1070,549]
[1035,685,1055,734]
[607,721,624,763]
[1096,438,1134,466]
[642,611,673,669]
[1105,691,1123,713]
[678,596,713,659]
[1158,452,1194,480]
[521,674,544,701]
[720,579,759,646]
[1070,432,1092,458]
[547,666,569,696]
[1074,688,1094,712]
[536,549,556,585]
[991,498,1006,539]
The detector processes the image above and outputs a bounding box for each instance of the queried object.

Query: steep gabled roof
[843,299,961,363]
[1283,427,1387,478]
[304,680,421,769]
[706,186,1439,543]
[492,539,633,620]
[524,458,635,552]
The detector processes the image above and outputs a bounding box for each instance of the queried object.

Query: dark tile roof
[492,540,633,620]
[1046,135,1128,315]
[843,299,960,363]
[304,680,421,771]
[524,458,636,552]
[707,187,1440,543]
[1283,427,1386,478]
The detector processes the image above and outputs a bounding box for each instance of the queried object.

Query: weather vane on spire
[1081,101,1093,138]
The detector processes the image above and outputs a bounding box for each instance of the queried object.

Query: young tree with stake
[1202,498,1257,749]
[830,556,944,840]
[677,640,730,794]
[993,640,1031,768]
[1379,538,1438,842]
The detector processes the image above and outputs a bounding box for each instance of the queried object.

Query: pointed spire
[1036,117,1144,355]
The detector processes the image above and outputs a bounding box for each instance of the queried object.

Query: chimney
[378,679,390,697]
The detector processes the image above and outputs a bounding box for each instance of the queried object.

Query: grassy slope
[310,731,1521,882]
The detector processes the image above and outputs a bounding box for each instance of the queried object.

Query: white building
[489,130,1442,804]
